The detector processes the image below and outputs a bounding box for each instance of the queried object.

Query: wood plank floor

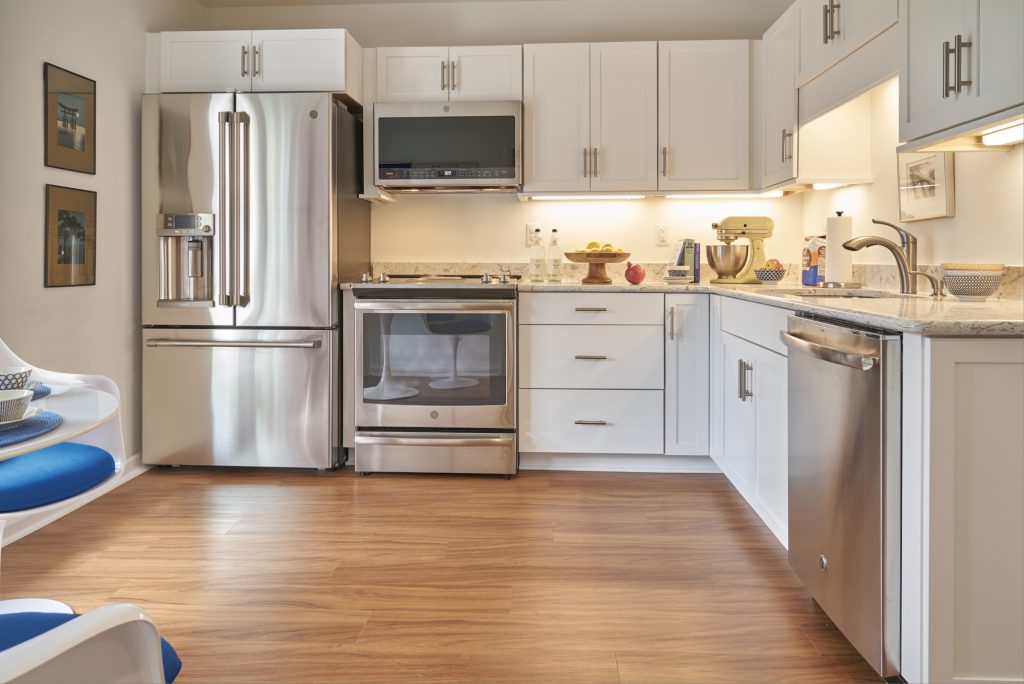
[1,469,880,683]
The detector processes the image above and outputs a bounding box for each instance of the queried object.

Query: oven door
[355,299,515,430]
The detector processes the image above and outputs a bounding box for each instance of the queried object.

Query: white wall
[370,194,805,265]
[197,0,793,46]
[802,78,1024,266]
[0,0,206,454]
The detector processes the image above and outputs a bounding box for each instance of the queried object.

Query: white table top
[0,386,119,462]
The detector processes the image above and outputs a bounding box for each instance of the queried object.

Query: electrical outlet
[656,224,670,246]
[526,223,540,246]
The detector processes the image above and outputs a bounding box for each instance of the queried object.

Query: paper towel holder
[816,210,862,289]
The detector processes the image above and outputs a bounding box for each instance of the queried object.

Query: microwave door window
[361,312,508,406]
[377,116,516,181]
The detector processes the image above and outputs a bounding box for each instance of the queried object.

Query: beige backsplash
[369,262,1023,300]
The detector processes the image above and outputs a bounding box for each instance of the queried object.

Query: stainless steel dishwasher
[781,315,901,679]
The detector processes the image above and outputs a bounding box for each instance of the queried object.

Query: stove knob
[378,273,390,284]
[360,273,372,284]
[480,273,492,284]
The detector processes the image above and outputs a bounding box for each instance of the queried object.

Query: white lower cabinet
[715,314,789,546]
[519,324,664,390]
[664,294,710,455]
[519,389,664,454]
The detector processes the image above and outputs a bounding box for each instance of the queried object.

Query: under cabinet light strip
[527,195,647,201]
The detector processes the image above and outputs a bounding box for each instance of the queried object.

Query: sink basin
[759,288,912,299]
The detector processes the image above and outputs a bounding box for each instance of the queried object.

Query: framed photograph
[45,184,97,287]
[897,152,955,222]
[44,62,96,174]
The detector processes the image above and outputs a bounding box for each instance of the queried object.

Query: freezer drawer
[142,328,337,468]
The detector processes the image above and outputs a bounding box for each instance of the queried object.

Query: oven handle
[355,433,515,448]
[354,299,515,313]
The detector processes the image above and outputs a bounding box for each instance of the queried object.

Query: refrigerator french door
[141,92,358,468]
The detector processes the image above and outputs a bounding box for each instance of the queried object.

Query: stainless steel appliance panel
[234,93,335,328]
[142,93,236,327]
[142,328,337,469]
[354,299,516,430]
[355,432,516,475]
[784,316,901,677]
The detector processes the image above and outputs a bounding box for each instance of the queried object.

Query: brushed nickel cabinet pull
[450,60,457,90]
[441,60,447,91]
[954,34,973,93]
[574,307,608,312]
[253,45,261,76]
[575,419,608,426]
[574,355,608,360]
[668,305,676,340]
[829,0,841,39]
[822,3,830,44]
[592,147,598,176]
[942,40,955,98]
[241,45,248,77]
[661,147,668,176]
[583,147,589,177]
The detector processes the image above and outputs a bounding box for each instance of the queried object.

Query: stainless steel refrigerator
[141,92,369,469]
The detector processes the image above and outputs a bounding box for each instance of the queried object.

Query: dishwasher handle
[780,331,877,371]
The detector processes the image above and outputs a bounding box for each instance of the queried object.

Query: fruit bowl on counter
[565,242,630,284]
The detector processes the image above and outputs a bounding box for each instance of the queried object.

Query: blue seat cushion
[0,611,182,683]
[0,443,115,512]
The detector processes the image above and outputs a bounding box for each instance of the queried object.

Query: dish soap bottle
[529,227,547,282]
[547,228,563,282]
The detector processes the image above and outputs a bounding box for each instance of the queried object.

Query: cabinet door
[902,0,968,141]
[843,0,899,55]
[753,345,788,544]
[590,42,658,192]
[665,295,710,456]
[658,41,749,191]
[449,45,522,101]
[523,43,591,192]
[964,0,1024,121]
[376,46,450,102]
[253,30,349,93]
[797,0,844,84]
[160,31,253,93]
[721,333,756,491]
[763,10,799,187]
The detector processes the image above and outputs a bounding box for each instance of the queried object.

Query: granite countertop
[517,281,1024,337]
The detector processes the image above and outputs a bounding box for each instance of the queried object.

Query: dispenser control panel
[158,213,214,237]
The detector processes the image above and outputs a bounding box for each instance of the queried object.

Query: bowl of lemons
[564,242,630,284]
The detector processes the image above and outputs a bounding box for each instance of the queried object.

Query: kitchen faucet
[843,218,944,296]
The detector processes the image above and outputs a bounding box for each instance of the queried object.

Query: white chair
[0,338,127,614]
[0,603,175,684]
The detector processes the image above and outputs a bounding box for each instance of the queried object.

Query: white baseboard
[519,452,720,473]
[1,453,149,547]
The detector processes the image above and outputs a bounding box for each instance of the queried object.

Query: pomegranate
[624,261,646,285]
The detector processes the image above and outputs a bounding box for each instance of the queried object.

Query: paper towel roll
[825,213,853,283]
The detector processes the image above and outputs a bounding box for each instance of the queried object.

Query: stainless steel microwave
[374,101,522,190]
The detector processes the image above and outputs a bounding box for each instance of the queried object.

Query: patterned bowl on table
[0,366,32,391]
[942,273,1004,301]
[0,389,33,423]
[754,268,786,283]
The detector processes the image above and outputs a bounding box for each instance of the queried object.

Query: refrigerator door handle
[217,111,233,307]
[237,111,251,308]
[145,339,322,349]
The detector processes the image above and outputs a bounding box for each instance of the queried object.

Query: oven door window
[361,311,508,406]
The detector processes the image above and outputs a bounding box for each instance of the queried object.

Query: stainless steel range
[348,274,517,476]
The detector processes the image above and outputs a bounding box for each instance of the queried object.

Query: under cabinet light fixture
[527,194,647,201]
[665,191,784,199]
[981,118,1024,146]
[811,183,845,191]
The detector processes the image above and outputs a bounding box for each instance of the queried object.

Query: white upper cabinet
[797,0,898,85]
[252,30,353,93]
[449,45,523,101]
[902,0,1023,142]
[762,9,799,187]
[524,42,657,193]
[158,30,361,97]
[658,41,749,191]
[376,45,522,102]
[376,46,451,102]
[589,42,658,192]
[523,43,592,192]
[160,31,253,93]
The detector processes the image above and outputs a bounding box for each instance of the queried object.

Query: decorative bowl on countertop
[942,272,1004,301]
[564,251,631,284]
[0,389,34,423]
[754,268,786,284]
[0,366,32,391]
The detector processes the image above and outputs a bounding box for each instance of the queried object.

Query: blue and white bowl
[0,389,33,423]
[755,268,786,283]
[0,366,32,391]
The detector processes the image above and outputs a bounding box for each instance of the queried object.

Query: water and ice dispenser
[157,213,215,306]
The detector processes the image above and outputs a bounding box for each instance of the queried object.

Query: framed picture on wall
[44,62,96,174]
[897,152,955,222]
[45,184,97,287]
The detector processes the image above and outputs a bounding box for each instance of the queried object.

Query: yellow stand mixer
[706,216,774,284]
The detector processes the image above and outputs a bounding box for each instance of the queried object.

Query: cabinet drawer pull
[574,354,608,360]
[954,33,972,94]
[241,45,248,77]
[942,40,955,98]
[574,419,608,426]
[574,307,608,312]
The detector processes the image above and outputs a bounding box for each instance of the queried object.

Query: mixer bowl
[706,244,750,278]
